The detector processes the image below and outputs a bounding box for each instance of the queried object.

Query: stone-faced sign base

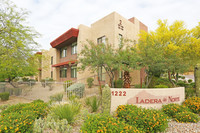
[110,87,185,113]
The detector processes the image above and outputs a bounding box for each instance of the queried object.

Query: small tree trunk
[8,78,17,88]
[168,71,175,87]
[194,64,200,97]
[123,71,131,88]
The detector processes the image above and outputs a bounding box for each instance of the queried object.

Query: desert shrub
[177,80,185,87]
[181,76,185,79]
[0,92,9,101]
[114,79,123,88]
[0,100,48,132]
[162,103,190,118]
[116,105,168,133]
[67,83,85,98]
[183,97,200,114]
[50,103,81,124]
[33,115,72,133]
[81,114,143,133]
[154,84,169,88]
[102,85,111,114]
[87,77,94,88]
[185,88,196,99]
[13,88,22,96]
[50,93,63,103]
[5,88,13,95]
[0,110,36,132]
[148,77,172,88]
[85,97,91,106]
[22,77,29,81]
[85,96,100,112]
[174,111,199,123]
[63,80,73,92]
[188,79,193,83]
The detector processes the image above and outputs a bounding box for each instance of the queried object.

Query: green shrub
[13,88,22,96]
[5,88,13,95]
[81,114,143,133]
[181,76,185,79]
[114,79,123,88]
[67,83,85,98]
[183,97,200,114]
[148,77,171,88]
[162,103,190,118]
[0,92,9,101]
[87,77,94,88]
[102,85,111,114]
[50,93,63,103]
[50,103,81,124]
[116,105,168,133]
[188,79,193,83]
[33,115,72,133]
[0,100,48,132]
[85,96,100,112]
[185,88,196,99]
[154,84,169,88]
[63,80,73,92]
[174,111,199,123]
[22,77,29,81]
[0,110,37,132]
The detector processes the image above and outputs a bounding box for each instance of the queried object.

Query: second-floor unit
[48,12,148,84]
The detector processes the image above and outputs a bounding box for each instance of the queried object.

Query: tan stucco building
[41,12,148,86]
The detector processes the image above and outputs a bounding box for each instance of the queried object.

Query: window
[71,66,77,78]
[98,66,105,81]
[119,34,123,47]
[51,56,53,65]
[97,36,106,45]
[60,47,67,58]
[60,67,67,78]
[71,42,77,55]
[51,71,53,78]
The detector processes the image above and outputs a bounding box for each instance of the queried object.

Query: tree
[138,20,191,87]
[0,0,40,85]
[79,40,140,88]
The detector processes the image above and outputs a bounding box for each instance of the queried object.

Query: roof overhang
[50,28,79,48]
[52,60,77,67]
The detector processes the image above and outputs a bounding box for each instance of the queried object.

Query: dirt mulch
[0,96,32,106]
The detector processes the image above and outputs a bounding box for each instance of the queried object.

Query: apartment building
[43,12,147,85]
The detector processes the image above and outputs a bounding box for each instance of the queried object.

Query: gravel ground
[166,121,200,133]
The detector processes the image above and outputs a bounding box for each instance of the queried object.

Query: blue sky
[13,0,200,50]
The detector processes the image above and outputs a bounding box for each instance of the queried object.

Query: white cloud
[12,0,200,50]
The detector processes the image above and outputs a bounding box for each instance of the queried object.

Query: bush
[134,83,146,88]
[50,93,63,103]
[162,103,190,118]
[0,100,48,132]
[22,77,29,81]
[13,88,22,96]
[67,83,85,98]
[114,79,123,88]
[102,85,111,114]
[181,76,185,79]
[185,88,196,99]
[81,114,143,133]
[148,77,171,88]
[63,80,73,92]
[154,84,169,88]
[50,103,81,124]
[174,111,199,123]
[87,77,94,88]
[0,92,9,101]
[188,79,193,83]
[116,105,168,133]
[85,96,100,112]
[33,115,72,133]
[183,97,200,114]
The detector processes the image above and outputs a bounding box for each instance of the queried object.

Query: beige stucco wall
[41,48,57,80]
[77,12,145,85]
[110,87,185,113]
